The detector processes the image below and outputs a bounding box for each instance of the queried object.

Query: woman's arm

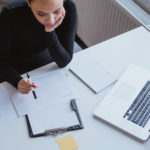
[47,0,77,67]
[0,7,22,88]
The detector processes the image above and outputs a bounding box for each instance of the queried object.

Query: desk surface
[1,26,150,150]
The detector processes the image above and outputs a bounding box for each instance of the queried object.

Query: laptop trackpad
[113,83,136,102]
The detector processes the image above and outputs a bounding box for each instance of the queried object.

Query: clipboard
[26,99,84,137]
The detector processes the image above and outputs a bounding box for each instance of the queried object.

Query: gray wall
[74,0,140,47]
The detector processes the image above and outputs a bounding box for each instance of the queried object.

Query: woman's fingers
[50,8,66,31]
[18,78,33,94]
[19,89,30,94]
[56,17,62,26]
[62,7,66,17]
[20,85,32,91]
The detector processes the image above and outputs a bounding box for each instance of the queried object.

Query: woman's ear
[26,0,31,7]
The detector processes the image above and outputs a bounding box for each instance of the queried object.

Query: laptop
[94,64,150,141]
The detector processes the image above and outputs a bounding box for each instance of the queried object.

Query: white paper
[0,83,18,128]
[70,56,117,93]
[28,96,79,135]
[10,69,73,117]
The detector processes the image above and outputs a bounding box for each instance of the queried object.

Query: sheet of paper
[56,135,78,150]
[0,83,18,128]
[70,56,117,93]
[10,69,73,116]
[28,97,79,135]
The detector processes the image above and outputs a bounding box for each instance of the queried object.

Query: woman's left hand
[50,7,66,31]
[55,7,66,27]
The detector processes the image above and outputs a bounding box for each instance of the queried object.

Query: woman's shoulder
[5,0,26,9]
[64,0,76,8]
[63,0,76,13]
[1,0,28,16]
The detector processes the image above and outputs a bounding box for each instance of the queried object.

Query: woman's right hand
[18,78,33,94]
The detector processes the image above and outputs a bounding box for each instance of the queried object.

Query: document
[70,56,117,93]
[0,82,18,128]
[10,69,73,117]
[28,98,79,135]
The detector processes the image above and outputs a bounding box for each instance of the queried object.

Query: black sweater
[0,0,77,88]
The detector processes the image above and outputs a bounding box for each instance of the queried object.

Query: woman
[0,0,77,94]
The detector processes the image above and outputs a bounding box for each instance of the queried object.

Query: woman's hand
[18,78,33,94]
[55,7,66,27]
[50,7,66,31]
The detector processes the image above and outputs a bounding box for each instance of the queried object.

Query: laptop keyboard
[123,81,150,127]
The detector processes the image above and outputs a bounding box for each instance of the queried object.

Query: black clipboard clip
[26,99,84,137]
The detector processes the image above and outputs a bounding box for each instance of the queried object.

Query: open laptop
[94,64,150,141]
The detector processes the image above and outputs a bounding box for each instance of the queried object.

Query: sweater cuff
[9,76,23,89]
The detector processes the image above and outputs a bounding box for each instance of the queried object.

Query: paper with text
[28,98,79,135]
[0,83,18,128]
[10,69,73,117]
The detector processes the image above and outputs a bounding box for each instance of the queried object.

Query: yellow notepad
[56,135,78,150]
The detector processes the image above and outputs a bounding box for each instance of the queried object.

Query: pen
[27,73,37,100]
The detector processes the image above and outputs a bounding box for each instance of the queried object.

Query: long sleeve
[0,0,77,88]
[47,0,77,68]
[0,7,22,88]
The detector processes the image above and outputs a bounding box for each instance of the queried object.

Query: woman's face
[27,0,64,32]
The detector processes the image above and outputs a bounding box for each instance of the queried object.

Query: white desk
[1,26,150,150]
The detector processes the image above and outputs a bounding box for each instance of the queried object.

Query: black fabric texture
[0,0,77,88]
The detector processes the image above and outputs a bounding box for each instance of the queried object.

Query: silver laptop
[94,64,150,141]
